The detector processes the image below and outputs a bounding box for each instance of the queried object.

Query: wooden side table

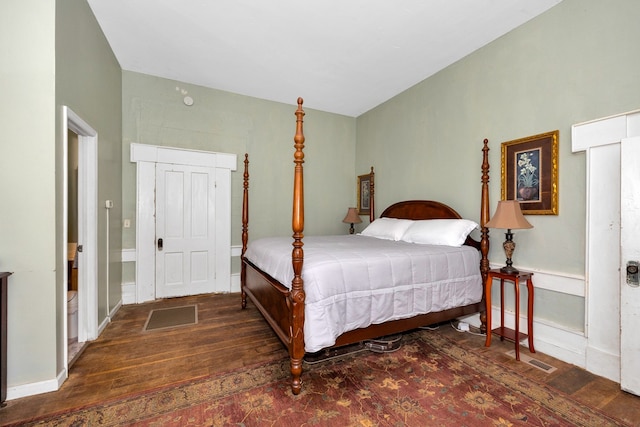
[484,268,535,361]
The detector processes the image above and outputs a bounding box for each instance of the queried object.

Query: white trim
[135,161,156,303]
[572,109,640,153]
[130,143,237,303]
[121,282,137,305]
[121,245,242,303]
[572,108,640,389]
[486,306,588,370]
[490,263,584,297]
[214,167,232,293]
[130,143,236,169]
[62,106,99,376]
[231,272,241,293]
[6,375,61,401]
[124,246,240,262]
[121,248,136,263]
[231,245,242,257]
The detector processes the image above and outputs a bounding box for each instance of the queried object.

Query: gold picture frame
[501,130,559,215]
[357,167,374,216]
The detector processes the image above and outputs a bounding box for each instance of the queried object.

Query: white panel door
[155,163,216,298]
[621,136,640,396]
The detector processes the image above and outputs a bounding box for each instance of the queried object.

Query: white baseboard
[6,373,61,401]
[462,307,589,371]
[231,272,241,293]
[122,282,137,305]
[586,344,621,383]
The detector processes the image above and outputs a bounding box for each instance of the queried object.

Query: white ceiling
[87,0,562,117]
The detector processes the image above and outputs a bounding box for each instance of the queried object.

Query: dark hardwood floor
[1,293,638,425]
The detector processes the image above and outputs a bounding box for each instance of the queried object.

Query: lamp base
[500,265,519,274]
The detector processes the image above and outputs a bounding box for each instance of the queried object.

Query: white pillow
[360,218,414,241]
[400,219,479,247]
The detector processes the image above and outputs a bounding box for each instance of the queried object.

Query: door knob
[627,261,639,287]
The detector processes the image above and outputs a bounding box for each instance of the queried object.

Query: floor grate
[144,305,198,331]
[505,349,557,373]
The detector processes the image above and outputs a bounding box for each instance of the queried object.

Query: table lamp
[485,200,533,274]
[342,207,362,234]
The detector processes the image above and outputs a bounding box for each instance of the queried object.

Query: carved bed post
[290,98,306,395]
[479,139,490,333]
[241,153,249,309]
[369,166,375,223]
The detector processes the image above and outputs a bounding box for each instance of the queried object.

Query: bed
[241,98,491,395]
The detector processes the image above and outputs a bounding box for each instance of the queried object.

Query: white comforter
[244,235,482,353]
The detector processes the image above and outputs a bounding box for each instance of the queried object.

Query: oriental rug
[14,331,627,427]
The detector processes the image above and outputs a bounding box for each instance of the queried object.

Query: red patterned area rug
[15,331,627,427]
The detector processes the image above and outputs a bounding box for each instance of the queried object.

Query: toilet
[67,291,78,340]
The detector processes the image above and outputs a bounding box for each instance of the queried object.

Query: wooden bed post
[241,153,249,309]
[290,98,306,395]
[369,166,375,223]
[479,139,490,333]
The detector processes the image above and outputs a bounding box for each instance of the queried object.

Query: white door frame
[130,143,236,303]
[572,108,640,387]
[62,106,99,371]
[620,135,640,395]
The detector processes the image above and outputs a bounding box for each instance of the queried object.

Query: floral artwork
[357,168,374,216]
[516,149,541,201]
[501,131,558,215]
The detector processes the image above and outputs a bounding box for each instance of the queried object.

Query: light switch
[124,219,131,228]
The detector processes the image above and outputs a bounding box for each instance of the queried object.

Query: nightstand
[484,269,535,360]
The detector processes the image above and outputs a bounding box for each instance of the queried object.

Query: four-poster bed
[241,98,491,395]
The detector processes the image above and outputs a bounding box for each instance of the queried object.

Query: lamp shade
[342,207,362,224]
[485,200,533,230]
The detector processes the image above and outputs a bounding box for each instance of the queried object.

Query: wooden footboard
[243,260,292,346]
[241,98,491,395]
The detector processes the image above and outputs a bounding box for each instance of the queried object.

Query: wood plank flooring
[1,293,639,425]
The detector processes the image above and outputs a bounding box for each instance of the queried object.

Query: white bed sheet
[244,234,482,353]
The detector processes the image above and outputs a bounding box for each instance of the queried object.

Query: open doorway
[62,106,98,374]
[67,129,81,363]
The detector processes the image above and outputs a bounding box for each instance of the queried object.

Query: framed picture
[501,130,559,215]
[357,169,374,216]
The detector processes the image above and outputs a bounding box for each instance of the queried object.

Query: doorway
[572,109,640,396]
[155,163,218,298]
[62,106,98,373]
[130,143,236,304]
[66,129,81,362]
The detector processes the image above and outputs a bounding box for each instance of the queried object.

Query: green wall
[121,72,357,260]
[56,0,123,373]
[357,0,640,330]
[0,0,57,386]
[0,0,122,390]
[4,0,640,395]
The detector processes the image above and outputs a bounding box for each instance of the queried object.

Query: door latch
[626,261,639,287]
[157,238,163,250]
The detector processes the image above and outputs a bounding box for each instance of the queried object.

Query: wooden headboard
[380,200,481,250]
[381,200,463,220]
